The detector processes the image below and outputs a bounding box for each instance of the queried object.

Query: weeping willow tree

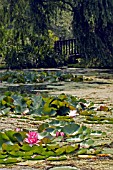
[0,0,60,68]
[48,0,113,67]
[71,0,113,68]
[1,0,113,68]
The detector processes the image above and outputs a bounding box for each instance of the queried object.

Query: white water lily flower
[68,110,79,117]
[22,108,29,115]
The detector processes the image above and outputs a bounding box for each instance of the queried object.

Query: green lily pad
[62,124,80,135]
[46,156,67,161]
[0,158,20,164]
[2,143,20,152]
[30,155,46,160]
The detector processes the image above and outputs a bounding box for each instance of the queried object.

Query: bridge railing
[54,38,80,56]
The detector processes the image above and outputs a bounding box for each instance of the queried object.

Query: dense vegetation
[0,91,110,164]
[0,0,113,68]
[0,70,113,166]
[72,0,113,68]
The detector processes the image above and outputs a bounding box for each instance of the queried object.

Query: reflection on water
[0,68,113,95]
[0,82,65,94]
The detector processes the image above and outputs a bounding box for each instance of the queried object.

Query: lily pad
[62,123,80,135]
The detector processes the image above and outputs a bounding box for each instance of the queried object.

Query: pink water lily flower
[56,131,65,137]
[25,131,40,145]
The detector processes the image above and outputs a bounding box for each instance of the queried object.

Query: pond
[0,68,113,95]
[0,68,113,170]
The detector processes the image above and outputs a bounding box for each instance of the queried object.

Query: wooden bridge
[54,38,81,63]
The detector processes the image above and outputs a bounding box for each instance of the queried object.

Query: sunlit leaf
[46,156,67,161]
[2,143,20,152]
[41,150,55,157]
[52,136,64,143]
[47,144,59,151]
[31,155,46,160]
[0,155,7,159]
[65,145,78,153]
[0,108,10,115]
[9,150,33,157]
[76,148,87,155]
[55,146,66,155]
[0,158,20,164]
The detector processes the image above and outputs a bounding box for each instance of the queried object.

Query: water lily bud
[56,131,60,137]
[60,132,65,137]
[56,131,65,137]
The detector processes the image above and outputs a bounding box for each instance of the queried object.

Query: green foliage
[1,0,113,68]
[0,70,83,84]
[0,119,106,164]
[0,91,94,117]
[50,8,73,39]
[0,88,112,164]
[72,0,113,68]
[0,0,62,68]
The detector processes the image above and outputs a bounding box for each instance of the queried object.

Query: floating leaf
[2,143,20,152]
[9,150,33,157]
[43,107,56,116]
[31,146,46,154]
[21,144,33,151]
[0,108,11,115]
[41,150,55,157]
[41,137,51,144]
[102,148,113,155]
[80,139,94,149]
[38,123,49,133]
[80,110,96,116]
[62,124,80,135]
[13,132,25,144]
[0,158,20,164]
[66,135,83,143]
[30,155,46,160]
[47,144,59,151]
[3,96,14,104]
[98,105,109,111]
[1,100,6,105]
[76,148,87,155]
[66,145,79,153]
[33,115,49,121]
[52,136,64,143]
[47,156,67,161]
[49,120,67,127]
[0,132,12,147]
[55,146,66,155]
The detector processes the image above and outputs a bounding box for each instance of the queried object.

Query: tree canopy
[0,0,113,68]
[71,0,113,67]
